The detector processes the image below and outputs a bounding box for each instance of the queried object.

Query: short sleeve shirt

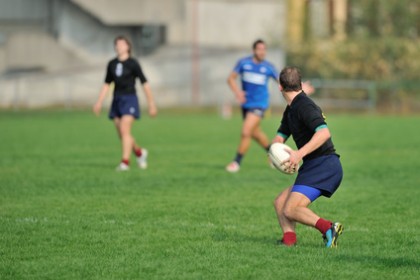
[277,92,336,161]
[105,57,147,95]
[233,56,278,110]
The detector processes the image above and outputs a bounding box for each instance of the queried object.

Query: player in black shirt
[273,66,343,247]
[93,35,157,171]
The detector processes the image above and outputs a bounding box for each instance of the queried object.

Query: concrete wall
[0,0,48,21]
[36,0,168,63]
[57,0,129,61]
[0,46,5,72]
[3,30,84,72]
[0,47,285,109]
[0,0,287,109]
[0,0,162,73]
[69,0,286,48]
[71,0,185,25]
[184,0,285,48]
[0,0,286,70]
[0,70,101,108]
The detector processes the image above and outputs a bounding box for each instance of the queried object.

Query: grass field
[1,109,419,279]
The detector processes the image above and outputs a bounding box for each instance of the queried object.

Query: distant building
[0,0,348,108]
[0,0,290,74]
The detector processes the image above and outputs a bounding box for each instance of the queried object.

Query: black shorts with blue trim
[294,154,343,198]
[241,107,266,119]
[109,94,140,120]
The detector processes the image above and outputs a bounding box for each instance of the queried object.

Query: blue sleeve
[269,64,278,80]
[233,59,243,74]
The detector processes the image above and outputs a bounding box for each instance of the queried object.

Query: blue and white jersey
[233,56,278,109]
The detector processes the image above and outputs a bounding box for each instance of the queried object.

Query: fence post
[13,77,20,111]
[367,81,377,112]
[65,76,72,110]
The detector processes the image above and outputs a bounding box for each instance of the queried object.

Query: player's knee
[241,130,252,138]
[283,206,295,220]
[120,129,131,138]
[119,125,131,135]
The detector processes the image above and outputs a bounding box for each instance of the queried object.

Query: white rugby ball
[268,143,299,174]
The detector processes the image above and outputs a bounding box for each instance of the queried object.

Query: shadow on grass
[211,229,281,246]
[214,229,420,270]
[336,254,420,270]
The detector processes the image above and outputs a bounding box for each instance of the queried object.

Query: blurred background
[0,0,419,113]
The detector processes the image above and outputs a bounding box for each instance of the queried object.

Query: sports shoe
[116,162,130,171]
[324,222,343,248]
[136,149,148,169]
[226,161,240,173]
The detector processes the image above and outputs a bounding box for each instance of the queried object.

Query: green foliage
[348,0,420,39]
[288,1,420,82]
[288,38,420,81]
[1,110,420,279]
[287,0,420,111]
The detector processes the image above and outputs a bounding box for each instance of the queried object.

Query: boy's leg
[238,112,262,155]
[226,112,261,172]
[274,187,296,231]
[252,126,270,151]
[283,191,320,227]
[274,187,298,246]
[283,185,343,247]
[113,117,122,139]
[119,115,135,162]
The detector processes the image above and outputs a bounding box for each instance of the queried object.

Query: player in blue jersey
[273,66,343,247]
[93,35,157,171]
[226,39,278,172]
[226,40,314,173]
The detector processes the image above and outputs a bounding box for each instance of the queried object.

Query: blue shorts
[291,185,322,202]
[293,154,343,199]
[242,107,266,119]
[109,94,140,119]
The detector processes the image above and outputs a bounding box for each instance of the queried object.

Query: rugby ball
[268,143,299,174]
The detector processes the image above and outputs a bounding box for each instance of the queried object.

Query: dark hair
[252,39,265,50]
[114,35,132,55]
[279,66,302,92]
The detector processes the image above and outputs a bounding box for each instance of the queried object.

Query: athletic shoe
[324,222,343,248]
[226,161,240,173]
[116,162,130,171]
[136,149,148,169]
[323,234,327,245]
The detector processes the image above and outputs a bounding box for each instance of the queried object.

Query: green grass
[1,110,419,279]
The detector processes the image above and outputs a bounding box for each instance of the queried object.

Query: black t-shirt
[277,92,337,161]
[104,57,147,95]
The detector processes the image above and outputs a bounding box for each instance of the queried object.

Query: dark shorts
[241,107,266,119]
[109,94,140,120]
[294,154,343,198]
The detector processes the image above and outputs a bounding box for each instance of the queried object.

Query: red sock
[315,218,332,235]
[121,159,129,165]
[282,231,297,246]
[134,148,142,157]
